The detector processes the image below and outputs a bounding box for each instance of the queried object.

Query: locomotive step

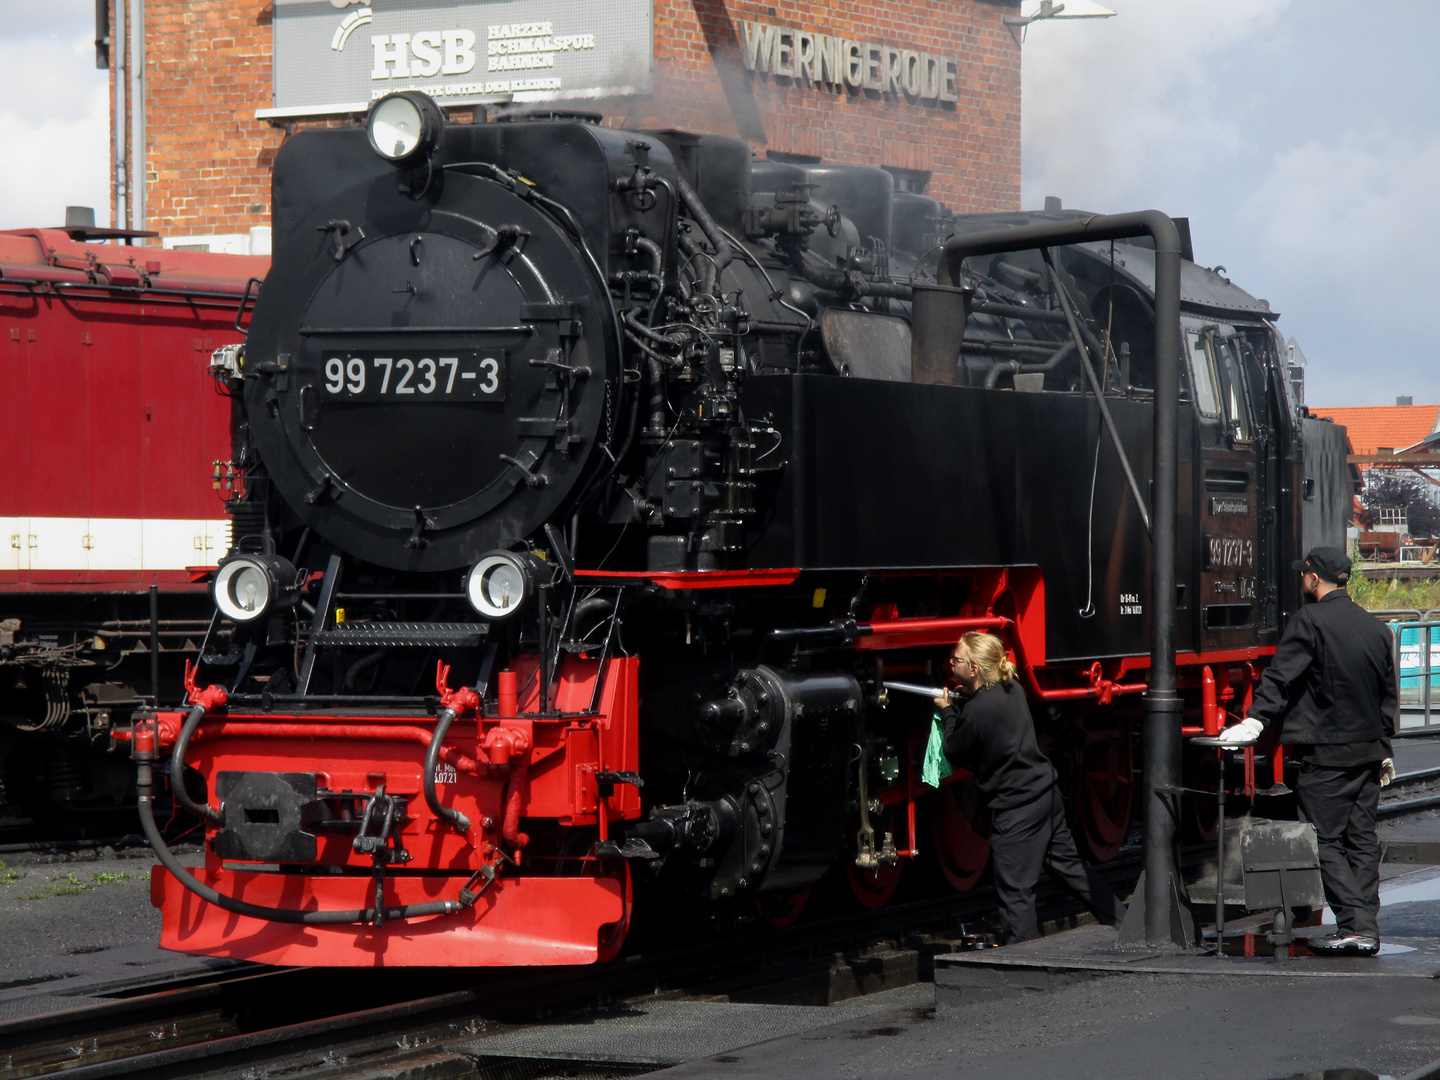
[310,622,488,648]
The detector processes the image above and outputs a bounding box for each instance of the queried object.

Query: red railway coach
[0,227,267,833]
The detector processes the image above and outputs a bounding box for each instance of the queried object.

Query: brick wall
[131,1,281,237]
[629,0,1021,212]
[120,1,1020,237]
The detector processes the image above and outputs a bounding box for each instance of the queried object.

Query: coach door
[1188,323,1276,650]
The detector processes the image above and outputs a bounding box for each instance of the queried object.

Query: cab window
[1210,333,1254,441]
[1189,329,1253,441]
[1186,330,1221,417]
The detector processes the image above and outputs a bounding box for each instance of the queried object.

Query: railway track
[1380,765,1440,819]
[0,846,1157,1080]
[3,770,1434,1079]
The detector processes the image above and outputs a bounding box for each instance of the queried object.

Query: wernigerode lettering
[737,19,960,107]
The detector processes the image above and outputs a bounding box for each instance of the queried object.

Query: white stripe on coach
[0,518,231,572]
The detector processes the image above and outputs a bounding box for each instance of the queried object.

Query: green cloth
[922,711,953,788]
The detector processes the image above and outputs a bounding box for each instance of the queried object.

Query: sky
[1021,0,1440,408]
[1,1,1436,408]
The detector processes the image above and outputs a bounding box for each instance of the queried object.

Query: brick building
[109,1,1021,242]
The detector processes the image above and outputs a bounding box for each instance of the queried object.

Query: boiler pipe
[674,174,734,274]
[936,211,1186,948]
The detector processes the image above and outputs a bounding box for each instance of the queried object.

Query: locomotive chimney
[910,282,972,385]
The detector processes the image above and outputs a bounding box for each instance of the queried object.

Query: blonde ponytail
[958,631,1015,688]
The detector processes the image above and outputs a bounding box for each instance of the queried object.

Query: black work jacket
[940,680,1057,811]
[1249,590,1398,746]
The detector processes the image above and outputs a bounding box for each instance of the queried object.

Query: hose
[170,704,222,826]
[423,708,471,835]
[136,752,460,925]
[423,644,496,836]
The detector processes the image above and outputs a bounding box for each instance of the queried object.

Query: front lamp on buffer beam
[212,553,302,623]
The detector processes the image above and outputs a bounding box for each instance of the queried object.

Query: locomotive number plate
[1204,534,1255,570]
[321,351,506,402]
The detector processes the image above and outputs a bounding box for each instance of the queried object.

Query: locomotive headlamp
[367,92,445,167]
[465,551,551,620]
[213,554,301,623]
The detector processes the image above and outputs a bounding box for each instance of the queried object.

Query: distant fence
[1376,610,1440,732]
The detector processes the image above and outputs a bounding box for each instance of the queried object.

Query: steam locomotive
[132,91,1350,966]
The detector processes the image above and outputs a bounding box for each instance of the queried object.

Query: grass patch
[13,870,136,898]
[0,861,23,886]
[47,873,88,897]
[1351,576,1440,615]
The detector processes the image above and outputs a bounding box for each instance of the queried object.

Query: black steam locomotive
[134,91,1349,966]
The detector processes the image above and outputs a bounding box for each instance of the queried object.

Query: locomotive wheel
[758,886,813,928]
[556,828,633,962]
[843,808,904,909]
[1076,729,1135,863]
[595,860,633,964]
[931,774,991,892]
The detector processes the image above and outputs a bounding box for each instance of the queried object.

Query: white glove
[1217,718,1264,746]
[1380,758,1396,787]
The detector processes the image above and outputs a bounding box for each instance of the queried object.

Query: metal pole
[129,0,145,237]
[936,210,1186,947]
[1416,622,1428,731]
[114,0,126,229]
[1215,746,1226,952]
[1143,225,1184,947]
[149,584,160,704]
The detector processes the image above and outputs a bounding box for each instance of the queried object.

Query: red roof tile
[1309,405,1440,458]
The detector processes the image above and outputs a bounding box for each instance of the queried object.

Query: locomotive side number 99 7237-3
[322,352,506,401]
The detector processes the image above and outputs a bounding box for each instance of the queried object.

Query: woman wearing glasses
[935,631,1126,944]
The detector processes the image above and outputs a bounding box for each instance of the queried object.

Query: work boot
[1306,932,1379,956]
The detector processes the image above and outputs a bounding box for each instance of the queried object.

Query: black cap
[1292,546,1350,584]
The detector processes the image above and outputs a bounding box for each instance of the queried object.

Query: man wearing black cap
[1219,545,1397,956]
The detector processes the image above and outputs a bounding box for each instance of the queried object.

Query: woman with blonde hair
[935,631,1125,943]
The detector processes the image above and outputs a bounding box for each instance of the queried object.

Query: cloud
[1020,0,1440,405]
[1240,135,1440,295]
[1020,0,1293,212]
[5,0,98,42]
[1236,134,1440,404]
[0,29,111,229]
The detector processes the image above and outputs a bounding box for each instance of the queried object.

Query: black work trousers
[989,787,1126,944]
[1295,760,1381,937]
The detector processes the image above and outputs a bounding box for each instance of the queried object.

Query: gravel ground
[0,845,230,1020]
[653,971,1440,1080]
